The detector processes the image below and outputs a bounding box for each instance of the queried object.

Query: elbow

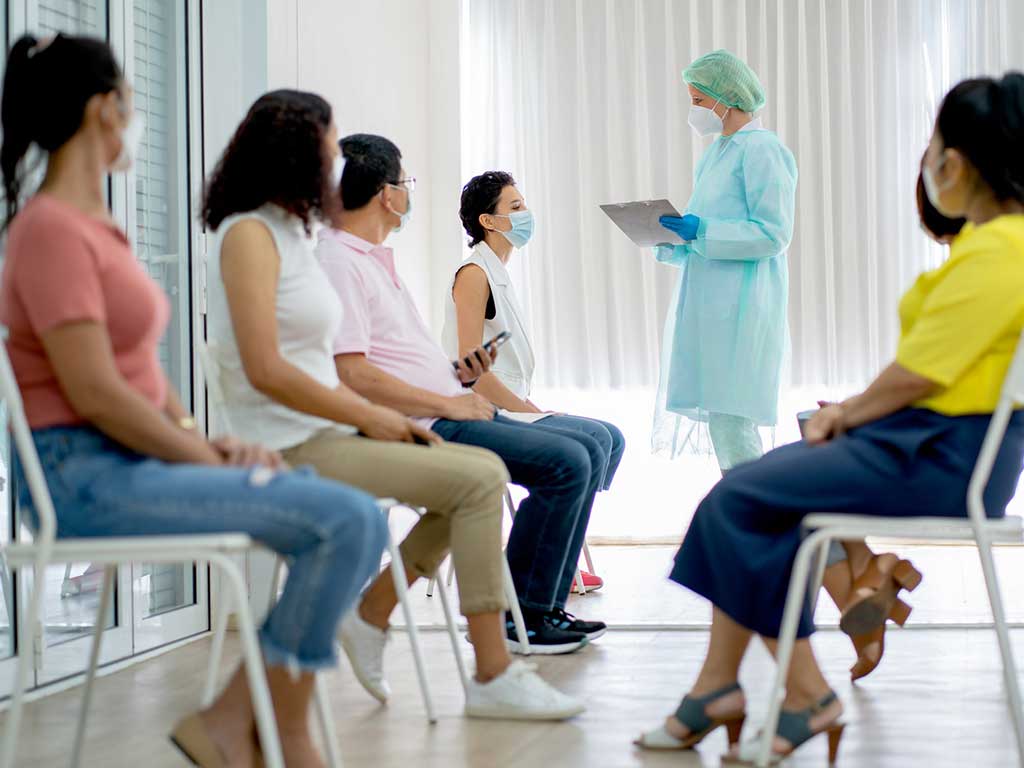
[241,356,288,400]
[68,379,129,423]
[334,357,366,392]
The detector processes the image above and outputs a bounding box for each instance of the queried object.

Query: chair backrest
[967,326,1024,526]
[0,340,57,553]
[196,339,234,436]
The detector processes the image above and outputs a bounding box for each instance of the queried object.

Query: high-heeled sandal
[634,682,746,750]
[169,713,226,768]
[848,596,911,681]
[721,690,845,765]
[840,554,921,637]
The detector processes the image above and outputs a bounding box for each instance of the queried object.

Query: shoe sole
[582,627,607,642]
[339,635,389,704]
[465,702,586,721]
[505,637,589,655]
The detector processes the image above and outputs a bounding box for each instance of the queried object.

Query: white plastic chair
[754,328,1024,768]
[198,341,468,724]
[0,344,290,768]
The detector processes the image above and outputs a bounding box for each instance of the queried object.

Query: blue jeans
[540,414,625,492]
[432,414,604,611]
[16,426,387,671]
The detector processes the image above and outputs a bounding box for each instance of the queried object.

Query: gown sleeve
[690,137,797,262]
[653,243,691,266]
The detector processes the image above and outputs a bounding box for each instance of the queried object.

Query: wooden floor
[5,545,1024,767]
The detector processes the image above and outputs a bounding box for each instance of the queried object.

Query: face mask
[385,185,412,233]
[329,154,345,191]
[111,112,145,173]
[923,154,957,217]
[493,210,535,248]
[688,101,725,137]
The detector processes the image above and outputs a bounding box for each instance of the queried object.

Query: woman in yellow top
[637,72,1024,763]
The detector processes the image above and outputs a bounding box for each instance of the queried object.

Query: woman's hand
[454,343,499,385]
[210,436,286,469]
[356,403,443,445]
[804,405,846,445]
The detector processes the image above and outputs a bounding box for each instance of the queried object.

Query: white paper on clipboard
[599,199,686,247]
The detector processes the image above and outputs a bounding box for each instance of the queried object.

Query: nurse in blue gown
[653,49,797,473]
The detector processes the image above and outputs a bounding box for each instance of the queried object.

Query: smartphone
[452,330,512,370]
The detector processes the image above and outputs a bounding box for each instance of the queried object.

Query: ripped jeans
[16,426,386,671]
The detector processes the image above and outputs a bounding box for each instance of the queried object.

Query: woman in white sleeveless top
[444,172,626,591]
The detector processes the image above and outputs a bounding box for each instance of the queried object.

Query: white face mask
[111,112,145,173]
[922,154,958,217]
[688,101,726,137]
[329,154,346,191]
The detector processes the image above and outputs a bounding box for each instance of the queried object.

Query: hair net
[683,49,766,113]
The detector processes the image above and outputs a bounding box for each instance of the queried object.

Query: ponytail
[936,72,1024,205]
[1,36,41,228]
[0,34,122,229]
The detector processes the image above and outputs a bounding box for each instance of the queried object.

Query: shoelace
[546,608,579,629]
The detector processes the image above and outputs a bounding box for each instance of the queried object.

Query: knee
[606,422,626,456]
[555,440,593,489]
[336,493,388,554]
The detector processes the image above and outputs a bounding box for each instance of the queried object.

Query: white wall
[265,0,463,329]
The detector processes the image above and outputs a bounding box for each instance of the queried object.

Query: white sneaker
[338,609,390,703]
[464,661,585,721]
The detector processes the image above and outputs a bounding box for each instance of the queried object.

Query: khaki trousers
[282,429,508,615]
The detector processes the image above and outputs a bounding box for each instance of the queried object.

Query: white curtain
[460,0,1024,394]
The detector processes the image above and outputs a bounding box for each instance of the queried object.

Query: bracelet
[178,415,197,431]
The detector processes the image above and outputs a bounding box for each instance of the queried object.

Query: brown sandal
[840,555,921,637]
[169,713,226,768]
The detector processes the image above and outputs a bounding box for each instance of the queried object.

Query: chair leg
[434,568,470,692]
[755,532,821,768]
[426,575,436,597]
[575,565,587,596]
[201,569,233,708]
[502,556,530,656]
[445,558,455,588]
[69,566,114,768]
[977,538,1024,767]
[0,549,14,638]
[313,672,344,768]
[387,533,437,723]
[1,560,46,768]
[213,555,285,768]
[809,537,832,620]
[582,541,595,575]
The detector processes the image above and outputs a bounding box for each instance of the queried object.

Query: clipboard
[599,199,686,247]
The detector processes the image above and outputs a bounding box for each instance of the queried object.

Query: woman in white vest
[443,171,625,592]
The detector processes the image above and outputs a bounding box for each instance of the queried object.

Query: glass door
[122,0,209,652]
[0,0,207,695]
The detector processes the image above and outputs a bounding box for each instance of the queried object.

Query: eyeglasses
[389,177,417,192]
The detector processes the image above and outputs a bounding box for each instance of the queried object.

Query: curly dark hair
[460,171,516,247]
[202,89,332,234]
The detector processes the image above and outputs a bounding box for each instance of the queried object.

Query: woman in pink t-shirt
[0,34,385,766]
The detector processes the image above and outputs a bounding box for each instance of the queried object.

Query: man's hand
[442,392,497,421]
[210,436,286,468]
[454,343,499,385]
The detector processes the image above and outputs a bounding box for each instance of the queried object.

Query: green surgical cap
[683,49,766,113]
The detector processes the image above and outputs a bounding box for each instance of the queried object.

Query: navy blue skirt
[671,408,1024,638]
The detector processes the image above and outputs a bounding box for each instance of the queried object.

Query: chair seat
[803,514,1023,543]
[4,533,255,567]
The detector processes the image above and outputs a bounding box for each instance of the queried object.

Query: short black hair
[339,133,402,210]
[916,170,965,241]
[460,171,516,247]
[203,89,333,234]
[936,72,1024,204]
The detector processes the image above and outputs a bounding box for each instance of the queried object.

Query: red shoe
[571,571,604,593]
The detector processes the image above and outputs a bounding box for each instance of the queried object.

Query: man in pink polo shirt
[317,134,607,655]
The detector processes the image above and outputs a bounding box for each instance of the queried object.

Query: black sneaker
[505,611,588,655]
[545,608,607,641]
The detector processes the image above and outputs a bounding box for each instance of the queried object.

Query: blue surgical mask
[386,185,413,233]
[494,210,535,248]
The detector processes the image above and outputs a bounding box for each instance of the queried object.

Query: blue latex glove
[660,214,701,241]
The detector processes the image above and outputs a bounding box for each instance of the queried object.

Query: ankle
[358,601,390,632]
[691,670,739,697]
[475,657,512,684]
[782,681,832,710]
